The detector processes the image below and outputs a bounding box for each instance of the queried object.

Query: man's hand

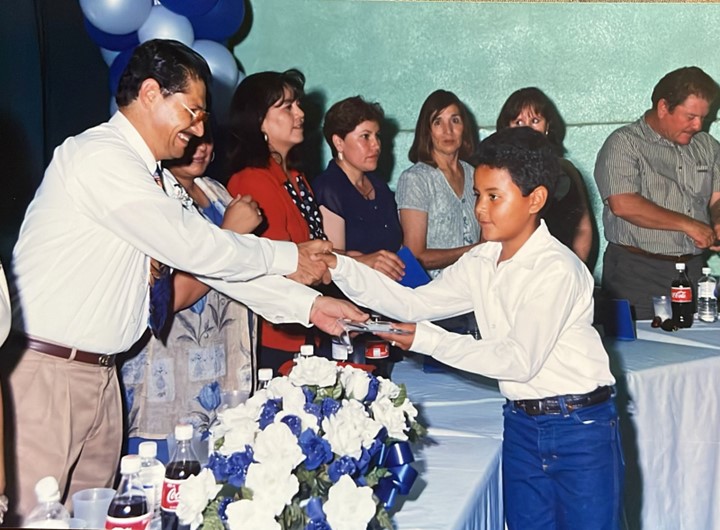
[309,296,369,335]
[684,219,717,249]
[348,250,406,281]
[221,195,263,234]
[287,240,334,286]
[376,322,416,350]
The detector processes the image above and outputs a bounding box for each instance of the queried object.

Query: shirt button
[462,198,466,203]
[384,224,388,228]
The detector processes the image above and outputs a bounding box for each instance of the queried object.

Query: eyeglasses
[181,103,210,126]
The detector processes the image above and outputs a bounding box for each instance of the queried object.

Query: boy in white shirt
[322,127,623,530]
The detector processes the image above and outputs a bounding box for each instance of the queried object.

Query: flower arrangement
[177,356,426,530]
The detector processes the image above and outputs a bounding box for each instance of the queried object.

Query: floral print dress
[121,175,257,441]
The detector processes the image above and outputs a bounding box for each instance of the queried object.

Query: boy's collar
[477,221,549,270]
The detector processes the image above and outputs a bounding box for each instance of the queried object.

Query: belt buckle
[98,354,113,367]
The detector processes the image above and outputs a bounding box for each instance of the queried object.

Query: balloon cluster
[80,0,245,120]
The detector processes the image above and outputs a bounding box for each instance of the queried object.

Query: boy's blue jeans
[502,396,624,530]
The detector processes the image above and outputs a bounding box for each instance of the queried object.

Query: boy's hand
[376,322,416,350]
[287,240,333,286]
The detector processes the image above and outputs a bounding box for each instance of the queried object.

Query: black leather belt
[614,244,695,263]
[511,386,612,416]
[25,336,115,367]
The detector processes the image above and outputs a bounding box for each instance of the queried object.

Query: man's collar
[110,111,159,176]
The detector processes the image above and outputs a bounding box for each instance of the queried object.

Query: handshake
[286,240,339,286]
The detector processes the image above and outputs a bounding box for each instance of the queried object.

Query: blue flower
[304,496,327,527]
[196,381,222,412]
[218,496,234,521]
[320,397,341,419]
[328,455,358,483]
[281,415,303,437]
[124,387,135,413]
[259,398,281,429]
[305,520,332,530]
[298,429,333,471]
[189,294,207,314]
[207,448,254,487]
[365,374,380,402]
[304,401,322,421]
[302,386,315,403]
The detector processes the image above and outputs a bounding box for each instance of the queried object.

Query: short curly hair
[471,127,563,215]
[651,66,719,112]
[323,96,384,158]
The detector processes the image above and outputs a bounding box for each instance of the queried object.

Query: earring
[263,133,268,143]
[338,152,344,162]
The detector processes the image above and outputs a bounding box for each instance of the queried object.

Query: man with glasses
[5,39,366,522]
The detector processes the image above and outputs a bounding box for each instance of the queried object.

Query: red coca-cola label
[671,286,692,303]
[365,341,389,359]
[161,478,183,512]
[105,514,150,530]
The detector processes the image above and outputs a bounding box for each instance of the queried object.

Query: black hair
[408,89,475,165]
[226,69,305,172]
[496,87,566,156]
[651,66,719,111]
[471,127,562,214]
[323,96,384,158]
[115,39,211,107]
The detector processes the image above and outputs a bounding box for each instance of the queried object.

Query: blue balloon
[189,0,245,41]
[138,5,194,47]
[109,47,136,96]
[159,0,219,18]
[79,0,152,36]
[83,18,139,52]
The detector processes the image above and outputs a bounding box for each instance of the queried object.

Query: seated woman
[121,127,260,462]
[314,96,403,278]
[496,87,595,265]
[396,89,480,279]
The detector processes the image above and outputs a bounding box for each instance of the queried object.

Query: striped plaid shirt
[594,116,720,255]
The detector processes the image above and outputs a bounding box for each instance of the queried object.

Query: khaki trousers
[8,348,122,522]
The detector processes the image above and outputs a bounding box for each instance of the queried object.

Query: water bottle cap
[299,344,314,357]
[120,454,142,474]
[258,368,273,382]
[702,267,712,274]
[174,423,194,441]
[34,476,61,503]
[138,441,158,459]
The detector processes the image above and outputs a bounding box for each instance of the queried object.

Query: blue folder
[397,246,431,288]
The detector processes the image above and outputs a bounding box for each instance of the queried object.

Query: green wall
[233,0,720,279]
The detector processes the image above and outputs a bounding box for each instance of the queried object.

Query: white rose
[370,397,409,440]
[225,499,280,530]
[322,399,382,458]
[253,422,305,472]
[323,475,376,530]
[400,397,418,422]
[217,416,258,456]
[339,365,370,401]
[176,469,222,530]
[289,356,338,387]
[244,461,300,516]
[376,378,401,401]
[267,377,307,413]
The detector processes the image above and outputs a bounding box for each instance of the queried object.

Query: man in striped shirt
[595,66,720,320]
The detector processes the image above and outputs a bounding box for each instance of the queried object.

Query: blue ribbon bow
[373,441,418,509]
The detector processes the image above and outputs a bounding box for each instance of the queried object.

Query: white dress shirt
[12,112,319,353]
[331,222,615,400]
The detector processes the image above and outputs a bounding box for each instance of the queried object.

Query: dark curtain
[0,0,108,263]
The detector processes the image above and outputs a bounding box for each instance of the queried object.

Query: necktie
[148,165,172,338]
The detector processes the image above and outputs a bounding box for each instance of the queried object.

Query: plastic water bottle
[106,455,150,530]
[138,442,165,530]
[257,368,273,391]
[294,344,314,360]
[23,476,70,528]
[161,425,200,530]
[697,266,717,323]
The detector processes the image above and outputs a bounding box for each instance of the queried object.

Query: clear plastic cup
[71,488,114,529]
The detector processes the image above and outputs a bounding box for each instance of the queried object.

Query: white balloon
[80,0,152,35]
[100,48,121,66]
[192,40,239,88]
[138,5,194,47]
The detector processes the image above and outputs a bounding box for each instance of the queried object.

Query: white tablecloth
[607,320,720,530]
[390,356,505,530]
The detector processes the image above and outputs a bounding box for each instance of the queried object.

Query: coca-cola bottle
[671,262,693,328]
[106,455,150,530]
[161,424,201,530]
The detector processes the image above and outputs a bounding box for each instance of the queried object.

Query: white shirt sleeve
[0,261,10,345]
[331,253,474,321]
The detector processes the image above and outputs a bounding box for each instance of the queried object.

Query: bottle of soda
[697,266,717,323]
[23,476,70,528]
[106,455,150,530]
[671,262,693,328]
[257,368,273,391]
[138,441,165,530]
[161,424,201,530]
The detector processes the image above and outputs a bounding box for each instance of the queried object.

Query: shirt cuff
[410,320,445,356]
[268,240,299,276]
